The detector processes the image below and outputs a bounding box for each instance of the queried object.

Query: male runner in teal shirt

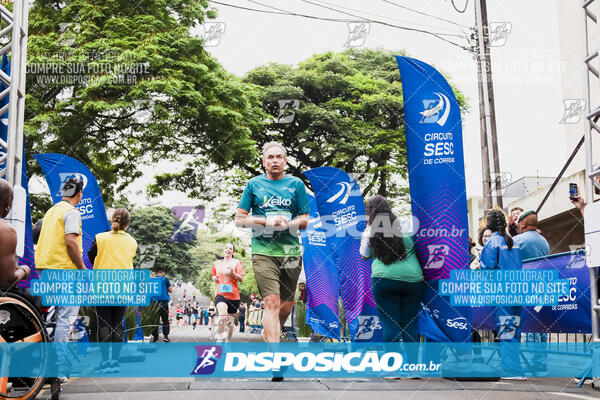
[236,142,309,345]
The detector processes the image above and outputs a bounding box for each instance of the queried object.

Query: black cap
[61,175,84,197]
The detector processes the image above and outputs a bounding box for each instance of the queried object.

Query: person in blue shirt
[150,267,173,343]
[479,209,525,379]
[513,210,550,261]
[513,210,551,374]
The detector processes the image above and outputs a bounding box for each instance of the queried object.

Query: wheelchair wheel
[0,293,48,400]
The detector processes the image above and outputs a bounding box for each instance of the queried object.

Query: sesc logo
[424,245,449,269]
[419,92,451,127]
[191,345,222,375]
[326,182,352,205]
[446,317,468,330]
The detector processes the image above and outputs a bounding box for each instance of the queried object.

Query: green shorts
[252,254,303,302]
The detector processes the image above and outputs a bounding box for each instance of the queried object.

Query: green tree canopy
[128,206,196,280]
[25,0,262,202]
[155,48,468,200]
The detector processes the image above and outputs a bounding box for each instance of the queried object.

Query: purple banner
[301,194,340,339]
[395,55,470,343]
[304,167,382,342]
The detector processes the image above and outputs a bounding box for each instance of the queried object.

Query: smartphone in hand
[569,183,579,200]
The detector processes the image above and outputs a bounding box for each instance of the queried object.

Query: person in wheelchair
[0,179,50,400]
[0,179,30,289]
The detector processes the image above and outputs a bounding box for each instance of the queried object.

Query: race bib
[264,211,293,237]
[219,284,233,293]
[265,211,292,221]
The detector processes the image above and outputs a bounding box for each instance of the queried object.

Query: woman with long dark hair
[480,209,521,269]
[479,209,524,378]
[360,195,424,363]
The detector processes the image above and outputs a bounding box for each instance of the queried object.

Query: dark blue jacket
[480,232,522,270]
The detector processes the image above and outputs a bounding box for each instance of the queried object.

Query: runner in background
[207,302,216,330]
[211,243,245,342]
[480,209,525,379]
[192,302,199,329]
[360,195,424,369]
[175,303,184,327]
[238,303,246,333]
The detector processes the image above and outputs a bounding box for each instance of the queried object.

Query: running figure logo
[191,345,222,375]
[425,245,450,269]
[497,315,520,340]
[354,316,382,341]
[559,99,586,124]
[344,22,370,47]
[169,206,205,242]
[275,100,299,124]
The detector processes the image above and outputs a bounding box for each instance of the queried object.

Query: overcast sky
[201,0,565,198]
[35,0,566,209]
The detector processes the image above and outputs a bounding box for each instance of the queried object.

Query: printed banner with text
[301,194,340,339]
[34,153,111,269]
[304,167,382,342]
[395,56,470,342]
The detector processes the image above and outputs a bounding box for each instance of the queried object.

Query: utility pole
[475,31,492,211]
[474,0,503,208]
